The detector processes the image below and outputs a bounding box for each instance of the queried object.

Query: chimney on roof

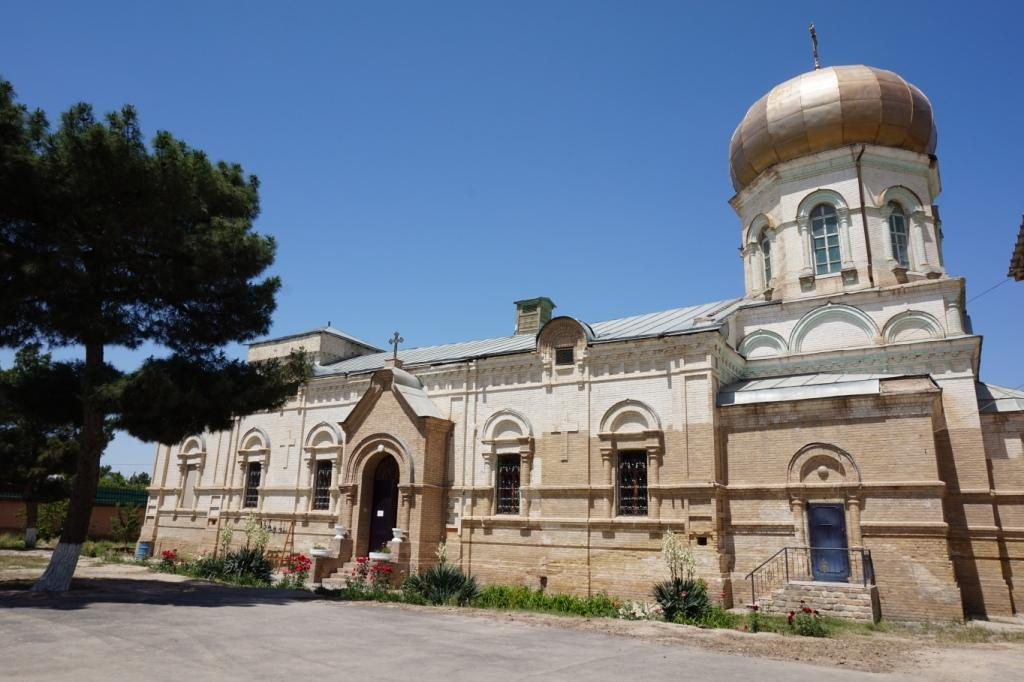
[514,297,555,335]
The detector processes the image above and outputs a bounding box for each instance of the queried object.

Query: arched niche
[737,329,789,358]
[789,303,880,353]
[237,427,271,467]
[481,409,534,458]
[787,443,862,487]
[882,309,944,344]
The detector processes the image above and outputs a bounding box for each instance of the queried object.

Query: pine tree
[0,77,309,590]
[0,345,81,547]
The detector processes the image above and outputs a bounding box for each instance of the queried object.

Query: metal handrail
[744,546,874,605]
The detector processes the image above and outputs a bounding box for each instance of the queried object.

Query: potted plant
[368,543,392,562]
[310,543,329,558]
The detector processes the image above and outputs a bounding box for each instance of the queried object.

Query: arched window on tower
[810,203,841,275]
[888,202,910,268]
[761,233,773,283]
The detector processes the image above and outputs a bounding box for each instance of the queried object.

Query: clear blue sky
[2,1,1022,475]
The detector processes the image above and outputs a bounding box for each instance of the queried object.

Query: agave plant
[222,547,272,584]
[402,562,479,606]
[652,577,709,622]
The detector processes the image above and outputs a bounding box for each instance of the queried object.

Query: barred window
[496,455,521,515]
[888,203,910,268]
[617,451,647,516]
[761,234,773,283]
[555,347,574,366]
[243,462,261,508]
[313,459,332,511]
[810,203,841,275]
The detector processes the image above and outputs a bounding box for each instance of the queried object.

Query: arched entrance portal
[368,455,399,554]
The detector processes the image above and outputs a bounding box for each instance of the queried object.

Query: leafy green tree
[0,78,309,590]
[128,472,151,488]
[0,345,80,547]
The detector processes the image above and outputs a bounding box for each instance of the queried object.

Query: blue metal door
[807,503,850,582]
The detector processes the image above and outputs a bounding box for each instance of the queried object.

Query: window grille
[555,347,574,365]
[761,235,772,282]
[496,455,521,515]
[617,451,648,516]
[888,203,910,268]
[243,462,261,508]
[313,459,332,510]
[810,203,842,274]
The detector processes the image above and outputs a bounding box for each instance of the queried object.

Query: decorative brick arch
[305,421,343,449]
[789,303,880,353]
[343,432,415,486]
[882,309,944,344]
[787,442,862,487]
[599,399,662,434]
[737,328,789,358]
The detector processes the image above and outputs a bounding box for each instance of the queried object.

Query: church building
[141,63,1024,622]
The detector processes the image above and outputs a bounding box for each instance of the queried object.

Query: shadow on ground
[0,577,315,610]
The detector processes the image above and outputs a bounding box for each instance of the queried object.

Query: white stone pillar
[878,205,894,262]
[838,207,854,267]
[945,296,965,335]
[797,217,813,274]
[911,211,930,269]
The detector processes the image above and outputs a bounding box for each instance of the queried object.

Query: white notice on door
[376,510,384,517]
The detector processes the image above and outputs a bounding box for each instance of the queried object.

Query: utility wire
[967,277,1011,303]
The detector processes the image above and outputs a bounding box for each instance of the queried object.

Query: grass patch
[0,532,58,550]
[471,585,622,617]
[0,555,50,571]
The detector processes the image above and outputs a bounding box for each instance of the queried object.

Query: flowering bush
[159,549,178,570]
[347,556,393,593]
[278,553,312,589]
[788,601,827,637]
[617,601,663,621]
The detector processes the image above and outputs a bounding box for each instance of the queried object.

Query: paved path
[1,578,901,682]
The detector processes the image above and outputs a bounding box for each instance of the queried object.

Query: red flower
[356,556,368,564]
[787,611,795,624]
[801,606,812,614]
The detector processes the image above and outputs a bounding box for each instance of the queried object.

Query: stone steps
[758,580,879,622]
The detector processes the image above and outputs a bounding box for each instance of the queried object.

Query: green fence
[0,486,148,507]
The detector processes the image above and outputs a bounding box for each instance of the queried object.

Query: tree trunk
[32,342,105,592]
[24,498,38,549]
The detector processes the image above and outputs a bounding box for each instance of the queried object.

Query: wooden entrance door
[368,456,399,554]
[807,503,850,582]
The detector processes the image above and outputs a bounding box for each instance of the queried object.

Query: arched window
[888,202,910,268]
[810,204,841,275]
[760,233,773,283]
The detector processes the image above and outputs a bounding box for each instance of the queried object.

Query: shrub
[111,504,142,548]
[222,547,272,585]
[788,602,828,637]
[189,554,227,580]
[402,562,479,606]
[748,604,765,633]
[653,577,710,622]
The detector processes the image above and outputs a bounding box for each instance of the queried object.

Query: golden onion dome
[729,65,937,192]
